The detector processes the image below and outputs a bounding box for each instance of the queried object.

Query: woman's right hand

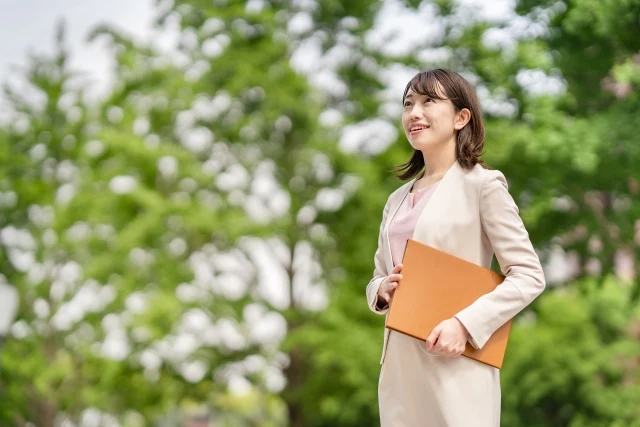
[377,263,403,304]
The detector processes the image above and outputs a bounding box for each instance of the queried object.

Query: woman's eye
[403,102,412,107]
[424,98,434,103]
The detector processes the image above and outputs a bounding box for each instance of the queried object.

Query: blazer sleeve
[455,170,546,349]
[366,196,392,315]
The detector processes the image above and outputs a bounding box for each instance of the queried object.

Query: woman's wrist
[453,316,470,338]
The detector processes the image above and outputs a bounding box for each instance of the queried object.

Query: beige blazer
[366,161,546,364]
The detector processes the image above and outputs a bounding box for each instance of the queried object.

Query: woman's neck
[420,141,457,181]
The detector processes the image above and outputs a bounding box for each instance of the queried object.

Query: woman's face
[401,87,462,151]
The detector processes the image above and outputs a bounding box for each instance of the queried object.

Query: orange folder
[385,239,512,369]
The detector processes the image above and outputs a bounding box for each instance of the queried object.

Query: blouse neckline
[410,179,441,195]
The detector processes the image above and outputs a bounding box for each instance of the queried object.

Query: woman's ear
[454,108,471,130]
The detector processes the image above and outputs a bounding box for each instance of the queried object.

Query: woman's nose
[409,104,423,120]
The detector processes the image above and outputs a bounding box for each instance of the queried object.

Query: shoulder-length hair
[393,69,486,181]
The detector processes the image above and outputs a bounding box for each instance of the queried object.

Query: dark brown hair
[393,68,486,180]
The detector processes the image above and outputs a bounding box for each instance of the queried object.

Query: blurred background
[1,0,640,426]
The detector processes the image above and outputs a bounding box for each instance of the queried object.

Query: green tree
[1,0,391,424]
[137,1,399,426]
[0,22,268,425]
[502,279,640,426]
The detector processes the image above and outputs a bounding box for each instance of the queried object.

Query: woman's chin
[408,138,436,151]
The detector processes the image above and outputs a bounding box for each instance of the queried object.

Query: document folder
[385,239,512,369]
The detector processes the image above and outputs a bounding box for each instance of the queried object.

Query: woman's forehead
[404,86,447,100]
[404,80,447,99]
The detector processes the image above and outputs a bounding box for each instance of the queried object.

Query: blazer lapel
[383,179,415,273]
[412,160,462,243]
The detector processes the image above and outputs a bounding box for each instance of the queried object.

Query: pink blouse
[388,180,440,267]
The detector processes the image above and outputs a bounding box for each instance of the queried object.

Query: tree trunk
[283,347,306,427]
[34,399,56,427]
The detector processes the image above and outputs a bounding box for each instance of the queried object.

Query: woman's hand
[377,264,403,304]
[425,317,469,357]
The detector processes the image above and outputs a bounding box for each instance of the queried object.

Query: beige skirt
[378,330,501,427]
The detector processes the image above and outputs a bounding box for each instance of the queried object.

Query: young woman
[365,69,546,426]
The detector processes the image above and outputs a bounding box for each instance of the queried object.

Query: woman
[365,69,545,426]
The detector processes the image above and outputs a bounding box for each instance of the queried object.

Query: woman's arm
[455,170,546,349]
[366,197,392,314]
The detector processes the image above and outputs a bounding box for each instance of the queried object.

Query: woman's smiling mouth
[409,123,430,135]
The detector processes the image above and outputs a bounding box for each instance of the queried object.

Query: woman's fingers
[388,273,403,283]
[386,281,398,293]
[385,281,399,300]
[380,281,396,303]
[379,267,403,303]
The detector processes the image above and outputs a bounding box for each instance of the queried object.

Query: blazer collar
[392,160,462,219]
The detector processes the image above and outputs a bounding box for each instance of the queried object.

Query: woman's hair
[393,68,486,180]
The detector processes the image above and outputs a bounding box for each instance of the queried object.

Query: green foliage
[2,0,640,425]
[502,279,640,426]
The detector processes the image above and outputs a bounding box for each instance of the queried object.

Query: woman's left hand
[425,317,469,357]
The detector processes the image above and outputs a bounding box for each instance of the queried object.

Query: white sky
[0,0,520,92]
[0,0,155,97]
